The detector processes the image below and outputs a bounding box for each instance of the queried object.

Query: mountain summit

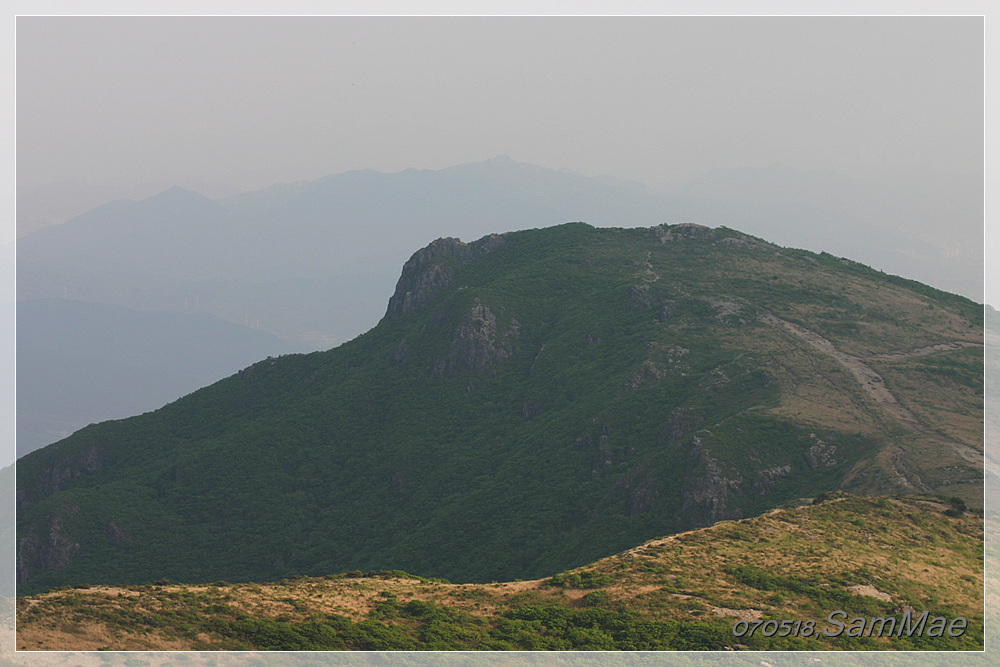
[16,222,983,594]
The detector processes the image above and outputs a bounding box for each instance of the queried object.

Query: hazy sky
[6,4,994,313]
[17,15,983,195]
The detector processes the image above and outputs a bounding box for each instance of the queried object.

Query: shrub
[581,590,610,607]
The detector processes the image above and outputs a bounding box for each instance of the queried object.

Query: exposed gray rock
[625,468,658,516]
[662,407,703,447]
[625,344,690,388]
[607,460,659,516]
[673,223,716,239]
[804,434,838,469]
[390,339,410,365]
[629,284,653,310]
[432,297,519,376]
[389,261,454,318]
[751,465,792,496]
[624,360,668,388]
[17,515,80,584]
[717,233,768,250]
[386,233,506,318]
[702,296,749,326]
[678,439,743,529]
[106,521,133,547]
[652,222,716,242]
[20,445,104,508]
[592,443,614,479]
[658,300,678,321]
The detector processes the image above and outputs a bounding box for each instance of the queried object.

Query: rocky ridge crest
[385,233,506,318]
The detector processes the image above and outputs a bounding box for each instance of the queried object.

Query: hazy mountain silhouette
[19,158,982,347]
[16,298,304,457]
[671,164,982,300]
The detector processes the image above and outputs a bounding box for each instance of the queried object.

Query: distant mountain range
[17,156,695,347]
[15,179,241,238]
[16,222,983,595]
[18,157,983,346]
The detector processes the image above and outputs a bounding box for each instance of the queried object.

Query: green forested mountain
[15,222,984,595]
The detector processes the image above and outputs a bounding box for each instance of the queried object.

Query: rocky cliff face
[385,234,505,318]
[678,439,744,529]
[17,444,103,509]
[433,297,520,376]
[17,514,80,584]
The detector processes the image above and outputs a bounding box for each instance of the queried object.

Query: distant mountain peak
[133,185,224,218]
[146,185,212,202]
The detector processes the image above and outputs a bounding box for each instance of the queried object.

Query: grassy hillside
[16,222,983,595]
[15,494,983,651]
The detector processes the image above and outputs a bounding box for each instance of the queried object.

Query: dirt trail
[640,251,659,282]
[759,313,922,428]
[759,312,982,469]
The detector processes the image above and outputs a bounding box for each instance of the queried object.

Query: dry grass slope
[16,493,983,652]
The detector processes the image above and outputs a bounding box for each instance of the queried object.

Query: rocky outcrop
[624,343,690,388]
[751,465,792,496]
[592,451,660,516]
[619,461,659,517]
[658,300,678,321]
[804,433,838,469]
[385,234,506,318]
[661,407,703,447]
[17,515,80,584]
[390,339,410,365]
[629,284,653,310]
[716,232,770,250]
[652,223,716,242]
[432,298,519,376]
[701,296,750,326]
[678,439,743,529]
[624,360,669,388]
[18,445,103,509]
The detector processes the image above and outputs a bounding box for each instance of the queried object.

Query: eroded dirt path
[759,313,922,428]
[759,312,983,470]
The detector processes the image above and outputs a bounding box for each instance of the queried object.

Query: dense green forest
[16,222,984,596]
